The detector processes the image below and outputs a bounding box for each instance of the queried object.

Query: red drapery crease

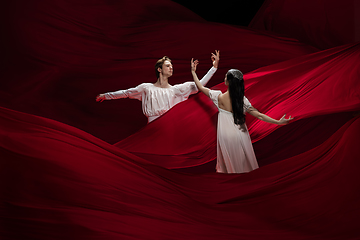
[1,0,360,239]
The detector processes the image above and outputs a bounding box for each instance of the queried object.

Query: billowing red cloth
[249,0,360,49]
[1,43,360,238]
[116,42,360,170]
[1,106,360,239]
[1,0,360,239]
[0,0,316,143]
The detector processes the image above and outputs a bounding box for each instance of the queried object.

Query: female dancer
[96,52,219,123]
[191,57,293,173]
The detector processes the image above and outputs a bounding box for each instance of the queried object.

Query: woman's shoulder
[209,90,223,105]
[217,91,229,102]
[209,89,222,95]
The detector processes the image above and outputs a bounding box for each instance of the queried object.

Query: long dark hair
[227,69,245,125]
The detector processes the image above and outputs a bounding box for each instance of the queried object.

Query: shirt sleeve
[174,66,218,97]
[104,83,145,101]
[209,90,222,108]
[199,66,217,87]
[173,82,197,97]
[243,96,252,110]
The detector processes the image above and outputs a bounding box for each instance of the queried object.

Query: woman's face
[224,74,229,86]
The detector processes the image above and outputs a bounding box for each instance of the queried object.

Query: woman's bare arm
[247,106,293,125]
[191,50,219,97]
[191,58,211,97]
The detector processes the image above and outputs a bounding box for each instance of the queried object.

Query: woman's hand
[211,50,220,68]
[96,94,106,102]
[191,58,199,72]
[278,114,294,125]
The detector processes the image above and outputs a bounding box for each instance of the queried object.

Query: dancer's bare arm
[191,58,210,97]
[247,107,293,125]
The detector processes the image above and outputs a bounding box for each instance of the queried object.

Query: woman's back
[218,92,232,113]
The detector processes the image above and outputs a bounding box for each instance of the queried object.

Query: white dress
[104,67,217,122]
[209,90,259,174]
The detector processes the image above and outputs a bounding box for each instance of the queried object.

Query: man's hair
[155,56,171,79]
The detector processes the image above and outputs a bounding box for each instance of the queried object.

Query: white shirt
[104,67,217,122]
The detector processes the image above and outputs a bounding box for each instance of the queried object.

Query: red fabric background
[1,0,360,239]
[0,0,316,143]
[1,105,360,239]
[116,42,360,171]
[249,0,360,49]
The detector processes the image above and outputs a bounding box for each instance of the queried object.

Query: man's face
[160,60,173,77]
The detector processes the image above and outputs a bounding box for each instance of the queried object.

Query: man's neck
[155,75,170,88]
